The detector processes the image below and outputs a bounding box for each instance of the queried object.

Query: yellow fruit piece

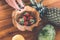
[12,34,25,40]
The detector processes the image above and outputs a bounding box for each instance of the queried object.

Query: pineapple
[30,0,60,26]
[30,0,48,17]
[44,8,60,26]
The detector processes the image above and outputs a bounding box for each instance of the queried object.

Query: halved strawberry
[23,16,27,21]
[24,21,28,26]
[25,13,30,17]
[29,16,33,19]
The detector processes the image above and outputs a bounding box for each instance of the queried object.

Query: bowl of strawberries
[12,6,41,31]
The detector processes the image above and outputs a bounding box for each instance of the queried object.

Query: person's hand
[5,0,24,10]
[5,0,60,10]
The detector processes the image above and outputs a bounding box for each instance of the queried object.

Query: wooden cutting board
[0,0,60,40]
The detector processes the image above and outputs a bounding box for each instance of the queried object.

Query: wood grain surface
[0,0,60,40]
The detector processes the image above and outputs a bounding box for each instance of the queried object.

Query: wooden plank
[0,5,11,10]
[0,24,13,31]
[43,0,60,7]
[0,36,12,40]
[0,0,13,20]
[55,29,60,40]
[0,0,12,10]
[0,18,12,28]
[47,1,60,8]
[0,8,13,21]
[0,0,6,5]
[0,26,18,39]
[0,0,14,21]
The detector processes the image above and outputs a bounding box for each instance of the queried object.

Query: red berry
[24,21,28,26]
[29,16,33,19]
[23,16,26,21]
[25,13,30,17]
[27,17,30,20]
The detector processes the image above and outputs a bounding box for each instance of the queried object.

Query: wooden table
[0,0,60,40]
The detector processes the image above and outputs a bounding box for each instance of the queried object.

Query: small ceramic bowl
[12,6,41,31]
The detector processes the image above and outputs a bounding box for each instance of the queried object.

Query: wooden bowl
[12,6,41,31]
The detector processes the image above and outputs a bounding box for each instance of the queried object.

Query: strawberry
[26,16,30,20]
[24,21,28,26]
[29,16,33,19]
[25,13,30,17]
[23,16,27,21]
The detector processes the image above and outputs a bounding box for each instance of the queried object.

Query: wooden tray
[0,0,60,40]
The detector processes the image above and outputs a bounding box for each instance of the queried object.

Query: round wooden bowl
[12,6,41,31]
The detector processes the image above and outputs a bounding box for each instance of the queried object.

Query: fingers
[11,0,21,10]
[5,0,20,10]
[17,0,25,8]
[5,0,14,7]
